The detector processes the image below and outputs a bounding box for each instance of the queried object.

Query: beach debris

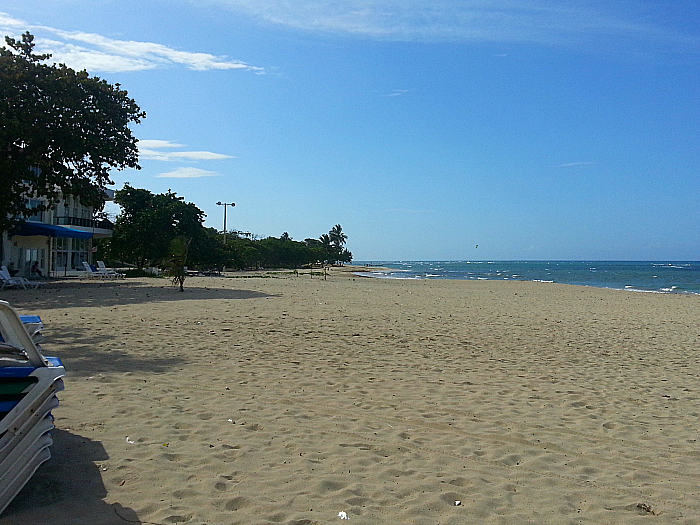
[635,503,658,515]
[455,500,462,506]
[338,511,349,519]
[126,436,135,444]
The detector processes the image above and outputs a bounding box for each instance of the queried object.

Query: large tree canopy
[107,184,206,269]
[0,31,145,232]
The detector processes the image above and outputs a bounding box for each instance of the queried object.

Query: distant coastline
[353,260,700,295]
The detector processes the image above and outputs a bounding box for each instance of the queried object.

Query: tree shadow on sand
[42,328,188,378]
[1,429,142,525]
[2,278,276,311]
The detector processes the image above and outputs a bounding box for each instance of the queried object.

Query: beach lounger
[0,268,26,290]
[17,315,43,345]
[0,301,65,515]
[97,261,125,279]
[82,261,108,279]
[0,267,43,290]
[82,261,117,279]
[0,437,52,515]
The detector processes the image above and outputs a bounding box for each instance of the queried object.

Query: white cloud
[140,149,235,161]
[198,1,699,49]
[555,161,595,168]
[138,140,184,149]
[138,140,235,161]
[156,167,220,178]
[385,89,410,97]
[0,12,264,73]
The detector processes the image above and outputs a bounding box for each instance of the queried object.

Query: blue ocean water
[354,261,700,295]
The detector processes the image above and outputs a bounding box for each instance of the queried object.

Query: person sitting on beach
[7,261,18,277]
[30,261,43,278]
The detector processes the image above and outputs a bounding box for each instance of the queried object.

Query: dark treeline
[101,185,352,270]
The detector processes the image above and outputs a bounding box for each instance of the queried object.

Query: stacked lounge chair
[0,300,65,515]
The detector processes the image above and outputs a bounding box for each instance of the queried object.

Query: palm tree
[319,233,333,264]
[329,224,347,249]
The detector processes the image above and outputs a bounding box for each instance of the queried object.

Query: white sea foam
[624,286,666,294]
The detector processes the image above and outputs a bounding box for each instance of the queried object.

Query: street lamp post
[216,201,235,244]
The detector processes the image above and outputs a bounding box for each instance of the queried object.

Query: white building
[1,190,115,278]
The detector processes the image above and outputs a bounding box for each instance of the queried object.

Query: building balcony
[54,216,114,237]
[54,216,114,230]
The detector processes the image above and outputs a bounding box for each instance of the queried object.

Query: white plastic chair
[1,267,43,289]
[97,261,125,279]
[82,261,113,279]
[0,301,65,515]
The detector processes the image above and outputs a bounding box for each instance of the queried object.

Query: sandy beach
[1,269,699,524]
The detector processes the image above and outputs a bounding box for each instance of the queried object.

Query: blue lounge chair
[0,301,65,515]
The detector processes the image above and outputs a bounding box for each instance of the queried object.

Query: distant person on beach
[7,261,18,276]
[30,261,43,278]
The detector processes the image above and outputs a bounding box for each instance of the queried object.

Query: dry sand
[1,269,699,524]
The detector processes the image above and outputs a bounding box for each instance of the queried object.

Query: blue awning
[12,222,93,239]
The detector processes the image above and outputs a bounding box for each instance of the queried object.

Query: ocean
[354,261,700,295]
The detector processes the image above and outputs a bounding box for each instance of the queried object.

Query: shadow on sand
[1,429,141,525]
[44,327,188,378]
[1,278,275,311]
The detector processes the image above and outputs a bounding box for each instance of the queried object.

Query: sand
[1,269,699,524]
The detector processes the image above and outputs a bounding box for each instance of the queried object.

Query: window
[26,199,44,222]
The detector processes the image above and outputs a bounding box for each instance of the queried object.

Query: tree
[106,185,205,268]
[167,236,191,292]
[329,224,347,250]
[320,225,352,264]
[319,233,334,263]
[0,32,145,233]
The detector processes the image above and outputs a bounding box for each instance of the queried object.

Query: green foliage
[319,225,352,264]
[105,184,352,271]
[0,32,145,232]
[166,236,191,292]
[106,184,205,268]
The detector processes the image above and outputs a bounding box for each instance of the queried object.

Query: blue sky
[2,1,699,260]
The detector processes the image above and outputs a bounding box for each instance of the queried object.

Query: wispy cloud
[0,12,264,73]
[385,208,434,214]
[138,140,235,162]
[555,161,595,168]
[385,89,410,97]
[156,167,220,178]
[200,1,699,50]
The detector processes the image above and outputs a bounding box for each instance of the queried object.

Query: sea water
[354,261,700,295]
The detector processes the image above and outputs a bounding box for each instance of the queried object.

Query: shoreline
[348,261,700,295]
[356,271,700,295]
[1,275,699,523]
